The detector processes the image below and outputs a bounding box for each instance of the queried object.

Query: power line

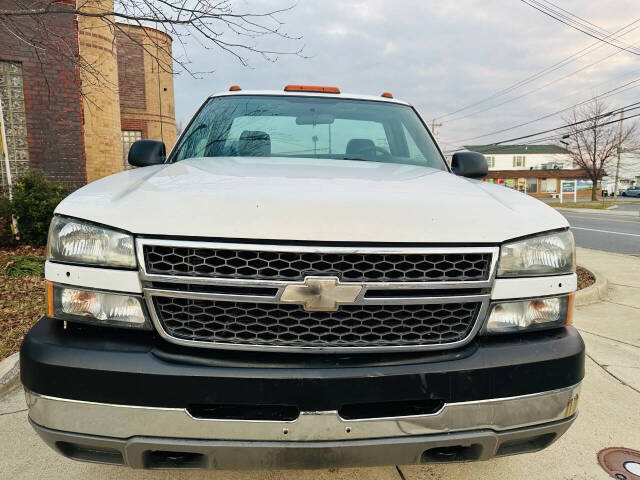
[449,75,640,145]
[531,0,628,43]
[512,111,640,146]
[536,0,611,35]
[433,17,640,122]
[521,0,640,56]
[487,105,640,146]
[442,27,640,124]
[443,104,640,155]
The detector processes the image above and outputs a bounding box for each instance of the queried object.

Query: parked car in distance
[622,186,640,197]
[21,85,584,470]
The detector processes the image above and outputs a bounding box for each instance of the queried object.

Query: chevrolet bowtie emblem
[280,276,362,312]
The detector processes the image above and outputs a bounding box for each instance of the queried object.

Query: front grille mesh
[154,297,480,348]
[144,246,491,282]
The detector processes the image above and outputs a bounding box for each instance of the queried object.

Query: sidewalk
[1,248,638,479]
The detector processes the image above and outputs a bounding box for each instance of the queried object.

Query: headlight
[48,283,150,329]
[485,294,573,334]
[47,216,136,268]
[498,230,575,277]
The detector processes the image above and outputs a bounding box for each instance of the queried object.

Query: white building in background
[464,144,574,171]
[464,144,597,198]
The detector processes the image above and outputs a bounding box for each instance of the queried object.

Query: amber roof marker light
[381,92,394,98]
[228,85,242,91]
[284,85,341,94]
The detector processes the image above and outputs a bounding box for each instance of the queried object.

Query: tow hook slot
[143,450,206,469]
[421,444,483,463]
[187,404,299,422]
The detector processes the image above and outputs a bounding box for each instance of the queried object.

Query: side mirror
[451,151,488,179]
[128,140,166,167]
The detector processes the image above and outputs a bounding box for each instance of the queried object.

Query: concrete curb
[575,267,609,306]
[0,352,20,397]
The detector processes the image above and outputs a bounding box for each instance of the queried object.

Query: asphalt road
[561,208,640,255]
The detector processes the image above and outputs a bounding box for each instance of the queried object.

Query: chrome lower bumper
[27,384,580,468]
[26,384,580,442]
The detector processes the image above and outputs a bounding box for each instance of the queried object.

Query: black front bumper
[21,317,585,410]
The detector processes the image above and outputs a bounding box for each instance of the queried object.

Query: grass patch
[3,255,45,277]
[0,246,46,360]
[547,200,640,209]
[547,201,610,209]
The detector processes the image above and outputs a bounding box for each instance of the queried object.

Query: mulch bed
[0,246,46,360]
[577,266,595,290]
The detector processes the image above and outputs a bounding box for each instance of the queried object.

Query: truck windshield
[171,95,447,170]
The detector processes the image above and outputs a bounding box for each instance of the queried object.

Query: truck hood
[56,157,568,243]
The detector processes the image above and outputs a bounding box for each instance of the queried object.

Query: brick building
[116,23,176,170]
[0,0,176,189]
[465,144,601,199]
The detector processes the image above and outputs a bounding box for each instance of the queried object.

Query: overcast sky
[172,0,640,152]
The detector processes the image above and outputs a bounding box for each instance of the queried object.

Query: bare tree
[562,98,639,201]
[0,0,304,93]
[175,119,185,137]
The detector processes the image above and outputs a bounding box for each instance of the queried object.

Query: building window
[513,155,526,167]
[541,178,557,193]
[486,156,495,168]
[526,178,538,193]
[121,130,142,168]
[0,61,29,189]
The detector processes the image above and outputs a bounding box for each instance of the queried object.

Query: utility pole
[430,120,443,140]
[614,108,624,198]
[0,99,19,238]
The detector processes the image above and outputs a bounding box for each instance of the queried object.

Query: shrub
[0,194,14,247]
[9,170,69,246]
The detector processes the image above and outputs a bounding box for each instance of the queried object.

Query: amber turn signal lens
[566,292,574,326]
[46,281,54,317]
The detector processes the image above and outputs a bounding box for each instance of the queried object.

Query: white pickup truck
[21,85,583,470]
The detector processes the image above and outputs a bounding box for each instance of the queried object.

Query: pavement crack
[0,408,27,416]
[601,365,640,369]
[395,465,407,480]
[604,299,640,310]
[585,352,640,396]
[609,282,640,289]
[577,328,640,349]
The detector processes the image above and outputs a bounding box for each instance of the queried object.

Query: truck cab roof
[209,88,411,106]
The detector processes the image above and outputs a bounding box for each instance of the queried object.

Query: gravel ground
[577,266,595,290]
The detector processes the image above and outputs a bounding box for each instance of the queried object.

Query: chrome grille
[138,240,497,353]
[143,245,491,282]
[154,298,481,347]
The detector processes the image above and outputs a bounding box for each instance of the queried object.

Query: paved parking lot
[1,248,639,479]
